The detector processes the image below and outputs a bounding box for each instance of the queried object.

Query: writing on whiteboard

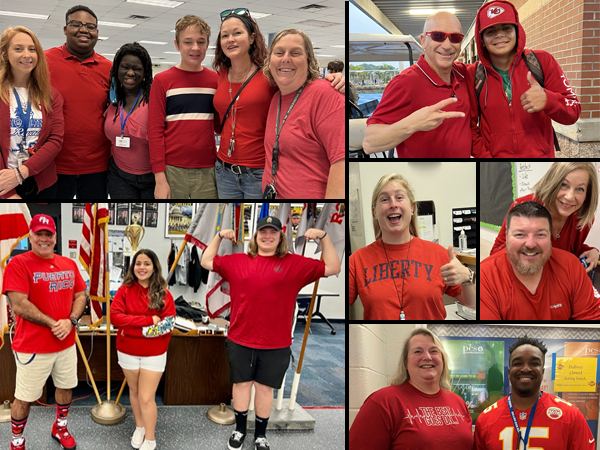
[517,162,534,197]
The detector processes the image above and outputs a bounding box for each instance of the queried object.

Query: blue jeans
[215,158,264,199]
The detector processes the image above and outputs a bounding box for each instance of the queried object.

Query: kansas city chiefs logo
[487,6,505,18]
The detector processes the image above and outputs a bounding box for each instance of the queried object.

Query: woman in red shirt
[0,26,63,199]
[490,162,599,273]
[111,249,175,450]
[201,216,341,450]
[350,328,473,449]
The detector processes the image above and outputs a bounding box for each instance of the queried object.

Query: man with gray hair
[480,201,600,320]
[363,11,470,157]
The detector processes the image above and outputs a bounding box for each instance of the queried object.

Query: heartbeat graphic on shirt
[404,406,466,426]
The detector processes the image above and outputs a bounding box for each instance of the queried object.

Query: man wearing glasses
[45,5,112,199]
[363,11,471,158]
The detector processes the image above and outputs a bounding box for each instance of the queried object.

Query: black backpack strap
[523,49,561,152]
[474,61,486,125]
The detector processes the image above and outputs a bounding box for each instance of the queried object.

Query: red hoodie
[467,1,581,157]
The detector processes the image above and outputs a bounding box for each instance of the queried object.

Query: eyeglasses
[67,20,97,31]
[424,31,464,44]
[220,8,250,22]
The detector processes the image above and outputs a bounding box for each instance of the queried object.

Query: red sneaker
[51,422,77,450]
[10,437,26,450]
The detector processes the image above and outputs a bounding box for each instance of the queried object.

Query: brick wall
[520,0,599,120]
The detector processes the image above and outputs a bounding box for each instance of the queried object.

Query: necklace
[381,235,412,320]
[227,64,253,157]
[229,63,253,84]
[554,219,566,239]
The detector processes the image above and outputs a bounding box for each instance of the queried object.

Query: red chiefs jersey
[474,392,596,450]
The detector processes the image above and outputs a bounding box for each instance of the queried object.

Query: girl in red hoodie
[111,249,175,450]
[468,1,580,157]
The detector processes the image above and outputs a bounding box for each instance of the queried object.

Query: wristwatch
[462,268,475,285]
[70,317,79,327]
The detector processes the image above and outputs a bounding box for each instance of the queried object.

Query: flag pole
[75,333,102,404]
[289,275,321,410]
[165,237,189,285]
[115,379,128,405]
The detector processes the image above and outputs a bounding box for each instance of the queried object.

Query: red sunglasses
[424,31,465,44]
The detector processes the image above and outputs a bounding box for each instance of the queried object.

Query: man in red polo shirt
[363,11,471,157]
[45,5,112,199]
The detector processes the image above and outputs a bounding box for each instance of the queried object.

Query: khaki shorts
[165,165,218,199]
[14,345,77,402]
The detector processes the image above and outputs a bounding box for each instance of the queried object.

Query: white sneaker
[139,439,156,450]
[131,427,145,449]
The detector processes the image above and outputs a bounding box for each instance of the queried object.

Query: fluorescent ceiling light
[250,12,271,19]
[410,9,455,15]
[102,54,116,57]
[98,21,137,28]
[98,37,110,41]
[330,45,345,48]
[316,54,335,57]
[139,40,168,45]
[0,10,48,19]
[126,0,183,7]
[163,51,180,54]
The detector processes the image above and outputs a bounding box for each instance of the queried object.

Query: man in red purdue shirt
[475,335,595,450]
[2,215,87,450]
[45,5,112,199]
[481,201,600,320]
[363,11,471,157]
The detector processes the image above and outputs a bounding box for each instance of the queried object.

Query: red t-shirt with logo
[475,393,596,450]
[2,251,87,353]
[213,253,325,349]
[350,382,473,450]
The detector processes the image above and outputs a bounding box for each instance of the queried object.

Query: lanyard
[507,391,542,450]
[271,82,307,177]
[120,90,142,137]
[13,88,32,153]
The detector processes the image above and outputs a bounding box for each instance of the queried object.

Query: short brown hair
[247,230,289,258]
[175,15,210,44]
[263,29,320,86]
[327,60,344,73]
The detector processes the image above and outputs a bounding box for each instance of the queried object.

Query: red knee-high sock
[11,415,28,443]
[56,402,71,427]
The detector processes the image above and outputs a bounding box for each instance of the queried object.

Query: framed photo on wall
[165,203,194,237]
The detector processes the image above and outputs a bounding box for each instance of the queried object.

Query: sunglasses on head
[424,31,464,44]
[220,8,251,22]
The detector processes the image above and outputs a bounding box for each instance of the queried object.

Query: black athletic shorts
[225,339,291,389]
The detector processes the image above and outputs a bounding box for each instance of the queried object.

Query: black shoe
[254,436,270,450]
[228,430,246,450]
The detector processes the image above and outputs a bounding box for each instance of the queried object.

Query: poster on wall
[72,206,84,224]
[562,342,600,421]
[166,203,193,237]
[442,339,505,421]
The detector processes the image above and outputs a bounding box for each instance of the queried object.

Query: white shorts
[117,351,167,372]
[14,345,78,402]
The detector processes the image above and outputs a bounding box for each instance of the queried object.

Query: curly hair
[0,26,53,113]
[108,42,153,122]
[213,13,267,73]
[509,335,548,366]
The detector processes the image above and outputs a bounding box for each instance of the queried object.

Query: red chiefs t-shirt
[2,251,87,353]
[212,253,325,349]
[349,382,473,450]
[475,393,596,450]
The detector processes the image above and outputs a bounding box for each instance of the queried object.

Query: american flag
[0,203,31,350]
[314,203,346,265]
[294,203,317,255]
[79,203,109,327]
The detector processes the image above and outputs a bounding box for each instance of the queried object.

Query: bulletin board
[480,162,514,230]
[437,334,599,441]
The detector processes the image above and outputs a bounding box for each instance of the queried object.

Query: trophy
[124,212,145,253]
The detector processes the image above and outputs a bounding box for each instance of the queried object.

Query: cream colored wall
[349,324,416,428]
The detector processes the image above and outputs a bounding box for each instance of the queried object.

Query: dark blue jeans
[107,157,155,199]
[56,171,108,199]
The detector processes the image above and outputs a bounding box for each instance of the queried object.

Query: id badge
[116,136,130,148]
[17,152,27,167]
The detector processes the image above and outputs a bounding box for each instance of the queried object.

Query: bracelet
[14,168,23,185]
[321,231,327,239]
[16,166,25,182]
[218,231,222,239]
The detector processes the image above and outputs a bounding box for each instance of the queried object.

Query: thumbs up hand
[440,246,469,286]
[520,71,547,113]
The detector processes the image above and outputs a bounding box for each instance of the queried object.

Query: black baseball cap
[257,216,282,231]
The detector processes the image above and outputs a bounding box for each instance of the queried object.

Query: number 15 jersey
[474,392,595,450]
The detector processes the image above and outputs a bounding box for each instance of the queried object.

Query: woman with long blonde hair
[490,162,599,272]
[349,173,476,320]
[0,26,63,199]
[350,328,473,449]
